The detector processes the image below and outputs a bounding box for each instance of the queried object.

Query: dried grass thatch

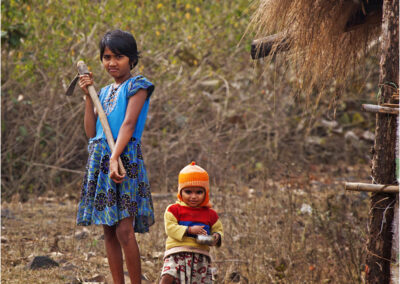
[249,0,382,93]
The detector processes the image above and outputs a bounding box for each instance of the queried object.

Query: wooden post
[366,0,399,282]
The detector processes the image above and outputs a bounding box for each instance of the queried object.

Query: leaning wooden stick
[362,104,399,115]
[345,182,399,193]
[77,61,126,176]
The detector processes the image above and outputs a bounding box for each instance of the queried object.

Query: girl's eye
[103,55,111,60]
[196,191,204,194]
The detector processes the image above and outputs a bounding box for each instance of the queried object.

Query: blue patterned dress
[77,75,155,233]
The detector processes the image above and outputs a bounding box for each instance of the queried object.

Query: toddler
[160,162,223,284]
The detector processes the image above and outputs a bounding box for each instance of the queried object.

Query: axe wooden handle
[77,61,126,176]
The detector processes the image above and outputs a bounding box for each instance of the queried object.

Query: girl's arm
[79,73,97,138]
[84,96,97,138]
[109,89,147,183]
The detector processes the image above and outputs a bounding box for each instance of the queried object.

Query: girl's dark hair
[99,29,140,69]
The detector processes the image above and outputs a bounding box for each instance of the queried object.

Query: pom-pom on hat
[178,161,210,207]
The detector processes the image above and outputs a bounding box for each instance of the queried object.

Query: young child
[76,29,155,284]
[160,162,223,284]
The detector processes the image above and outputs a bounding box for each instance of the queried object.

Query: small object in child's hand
[196,235,214,245]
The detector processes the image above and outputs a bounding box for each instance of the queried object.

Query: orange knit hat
[177,161,210,207]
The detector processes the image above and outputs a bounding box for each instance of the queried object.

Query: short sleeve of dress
[127,76,155,99]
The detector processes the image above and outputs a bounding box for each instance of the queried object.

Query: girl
[77,29,155,284]
[160,162,223,284]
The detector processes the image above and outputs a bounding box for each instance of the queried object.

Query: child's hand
[188,225,207,235]
[79,72,93,95]
[109,157,125,184]
[212,233,221,246]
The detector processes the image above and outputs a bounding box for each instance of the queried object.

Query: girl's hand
[188,225,207,235]
[212,233,221,246]
[78,72,93,95]
[109,157,125,184]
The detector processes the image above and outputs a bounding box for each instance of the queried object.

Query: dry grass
[1,163,370,283]
[248,0,381,93]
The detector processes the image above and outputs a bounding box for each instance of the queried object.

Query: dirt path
[1,193,171,283]
[1,164,371,283]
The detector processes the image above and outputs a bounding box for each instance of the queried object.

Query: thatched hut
[249,0,383,92]
[249,0,398,283]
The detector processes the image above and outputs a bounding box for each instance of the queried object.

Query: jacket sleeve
[164,207,188,241]
[211,218,223,247]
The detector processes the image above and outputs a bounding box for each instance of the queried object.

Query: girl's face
[102,47,131,83]
[181,187,205,207]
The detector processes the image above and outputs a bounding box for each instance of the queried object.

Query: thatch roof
[249,0,382,92]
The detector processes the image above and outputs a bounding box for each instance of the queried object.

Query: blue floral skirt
[76,138,154,233]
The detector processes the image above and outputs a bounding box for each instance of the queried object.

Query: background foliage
[1,0,377,198]
[1,1,380,282]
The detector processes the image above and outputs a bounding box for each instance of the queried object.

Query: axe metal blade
[65,74,79,96]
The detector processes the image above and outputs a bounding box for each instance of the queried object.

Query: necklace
[108,74,133,99]
[112,74,133,89]
[109,84,121,98]
[103,75,133,116]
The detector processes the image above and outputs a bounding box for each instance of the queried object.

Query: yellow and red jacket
[164,201,223,256]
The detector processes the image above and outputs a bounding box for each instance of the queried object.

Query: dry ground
[1,164,370,283]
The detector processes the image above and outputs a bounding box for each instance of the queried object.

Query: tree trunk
[366,0,399,283]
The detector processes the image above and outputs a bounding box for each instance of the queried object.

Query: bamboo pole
[29,162,85,175]
[381,103,399,108]
[251,33,290,59]
[345,182,399,193]
[362,104,399,115]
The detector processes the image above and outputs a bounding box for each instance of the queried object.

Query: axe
[66,61,126,176]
